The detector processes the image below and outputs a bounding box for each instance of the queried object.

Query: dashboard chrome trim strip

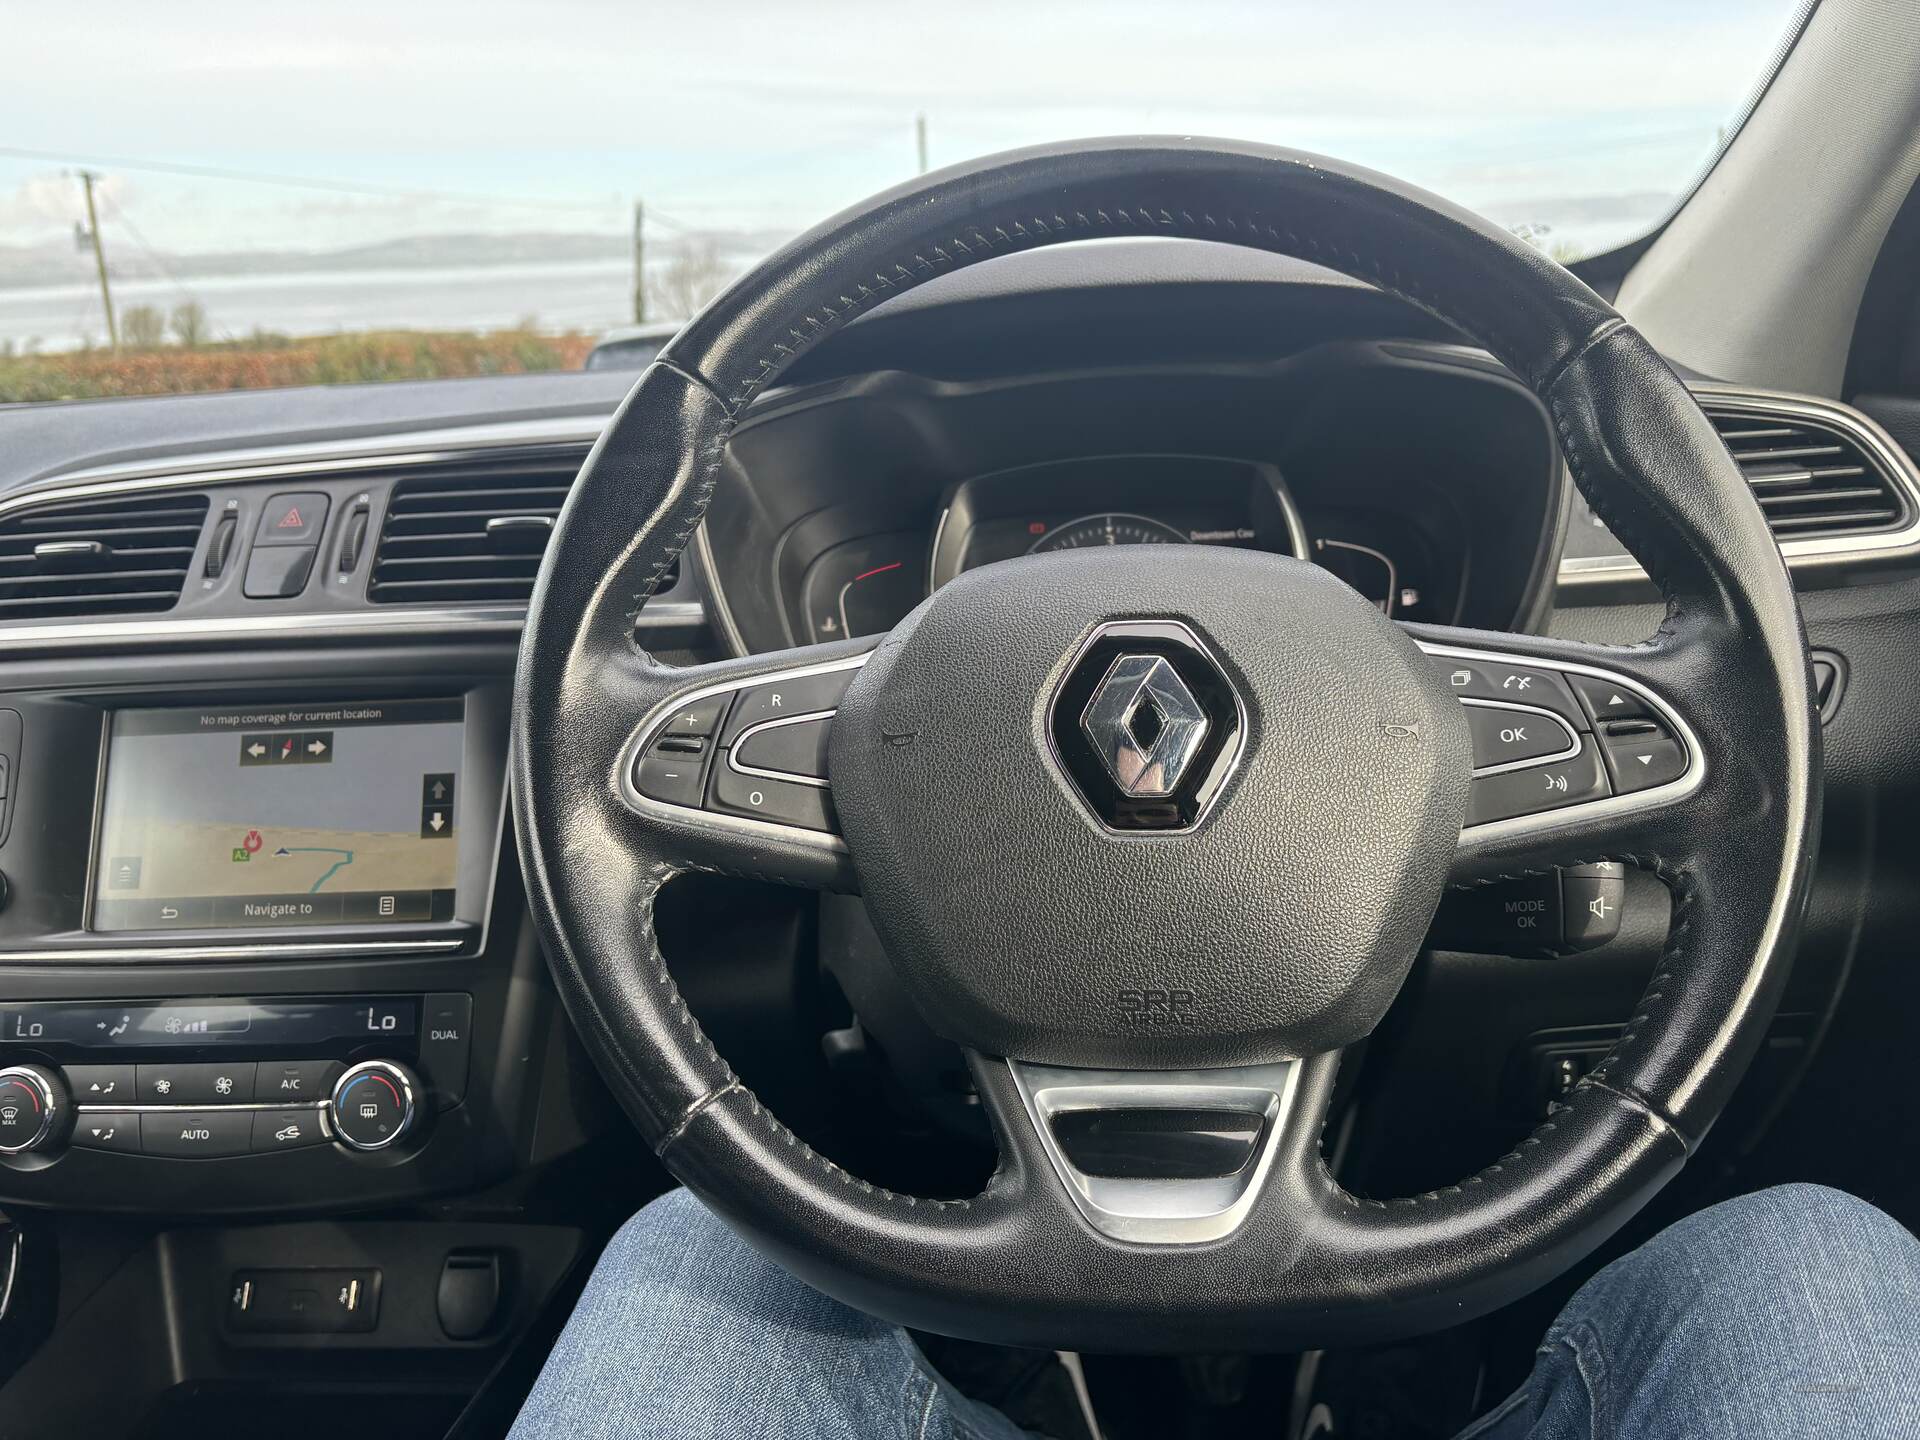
[1557,385,1920,586]
[0,603,704,653]
[1416,640,1706,845]
[0,939,464,963]
[74,1113,328,1121]
[619,651,875,855]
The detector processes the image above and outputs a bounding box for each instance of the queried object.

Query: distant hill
[0,231,644,291]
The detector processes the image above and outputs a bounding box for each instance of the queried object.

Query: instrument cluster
[791,453,1455,645]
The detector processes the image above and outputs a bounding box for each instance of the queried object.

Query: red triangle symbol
[277,508,303,528]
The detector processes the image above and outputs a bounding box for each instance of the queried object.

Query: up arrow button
[1569,672,1652,723]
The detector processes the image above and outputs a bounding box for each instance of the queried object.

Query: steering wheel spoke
[615,640,877,888]
[1408,626,1712,883]
[995,1050,1329,1245]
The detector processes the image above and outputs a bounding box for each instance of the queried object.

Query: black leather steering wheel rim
[510,138,1817,1351]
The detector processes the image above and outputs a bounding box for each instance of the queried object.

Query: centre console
[0,654,557,1216]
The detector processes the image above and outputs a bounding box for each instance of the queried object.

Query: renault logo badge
[1080,653,1211,798]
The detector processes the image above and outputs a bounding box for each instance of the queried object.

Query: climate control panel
[0,994,466,1162]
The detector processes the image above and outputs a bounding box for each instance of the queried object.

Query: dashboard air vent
[1706,406,1911,541]
[0,490,209,620]
[368,448,588,605]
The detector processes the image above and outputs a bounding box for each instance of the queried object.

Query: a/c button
[260,1060,340,1102]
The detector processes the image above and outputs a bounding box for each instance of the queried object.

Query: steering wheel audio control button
[1568,673,1651,723]
[1467,744,1609,825]
[1462,702,1579,770]
[711,762,836,832]
[661,694,729,738]
[719,669,858,746]
[634,753,707,807]
[1599,729,1687,793]
[1433,656,1581,721]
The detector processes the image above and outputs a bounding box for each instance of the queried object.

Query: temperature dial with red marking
[0,1064,68,1155]
[328,1059,419,1152]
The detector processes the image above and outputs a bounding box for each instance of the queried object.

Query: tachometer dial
[1029,513,1189,553]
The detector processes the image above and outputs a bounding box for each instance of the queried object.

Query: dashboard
[0,245,1913,1217]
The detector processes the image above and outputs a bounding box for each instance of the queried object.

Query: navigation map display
[91,699,464,932]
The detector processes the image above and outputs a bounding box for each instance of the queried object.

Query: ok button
[1464,703,1577,769]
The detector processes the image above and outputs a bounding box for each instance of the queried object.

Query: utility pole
[631,199,646,324]
[915,114,928,175]
[74,169,118,350]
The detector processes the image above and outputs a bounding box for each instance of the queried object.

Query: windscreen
[2,1,1807,402]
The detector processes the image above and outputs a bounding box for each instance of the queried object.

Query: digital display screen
[0,997,418,1050]
[91,699,464,932]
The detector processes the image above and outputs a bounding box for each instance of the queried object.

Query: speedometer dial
[1029,513,1188,553]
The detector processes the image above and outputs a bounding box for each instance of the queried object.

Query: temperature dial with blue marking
[328,1059,419,1152]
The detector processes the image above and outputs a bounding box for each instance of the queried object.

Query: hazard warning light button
[255,492,330,547]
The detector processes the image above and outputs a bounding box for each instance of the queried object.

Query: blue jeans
[510,1183,1920,1439]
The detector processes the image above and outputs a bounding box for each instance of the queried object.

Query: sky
[0,0,1806,266]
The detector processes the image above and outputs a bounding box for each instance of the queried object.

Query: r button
[719,668,859,746]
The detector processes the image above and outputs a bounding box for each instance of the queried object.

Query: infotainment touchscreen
[90,699,464,932]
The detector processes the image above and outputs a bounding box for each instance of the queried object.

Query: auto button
[142,1110,251,1158]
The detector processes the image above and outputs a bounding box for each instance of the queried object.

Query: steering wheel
[511,139,1817,1351]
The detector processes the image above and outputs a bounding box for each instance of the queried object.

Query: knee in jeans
[601,1187,734,1276]
[1692,1183,1903,1273]
[1588,1182,1911,1329]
